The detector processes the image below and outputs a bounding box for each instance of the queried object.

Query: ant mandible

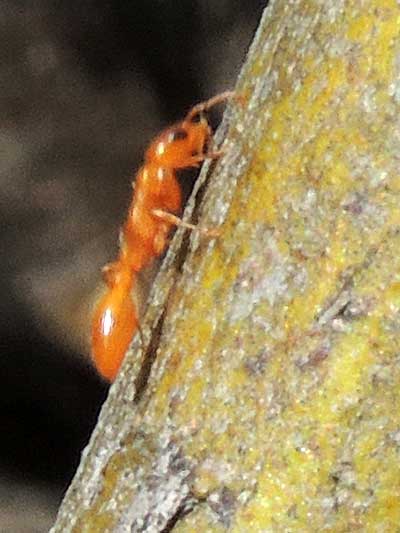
[91,91,235,381]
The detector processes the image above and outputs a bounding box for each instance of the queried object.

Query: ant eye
[170,128,188,141]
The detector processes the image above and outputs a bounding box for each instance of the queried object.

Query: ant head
[145,115,211,169]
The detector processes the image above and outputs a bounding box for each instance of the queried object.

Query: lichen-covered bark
[52,0,400,531]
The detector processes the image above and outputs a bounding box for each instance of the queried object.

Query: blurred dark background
[1,1,265,530]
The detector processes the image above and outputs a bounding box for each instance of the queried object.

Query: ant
[91,91,235,381]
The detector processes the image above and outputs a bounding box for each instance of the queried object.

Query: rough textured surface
[52,0,400,531]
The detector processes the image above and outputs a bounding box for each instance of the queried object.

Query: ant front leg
[151,209,220,238]
[185,148,225,168]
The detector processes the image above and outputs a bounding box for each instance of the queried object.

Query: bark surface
[52,1,400,531]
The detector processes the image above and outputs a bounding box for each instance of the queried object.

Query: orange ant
[91,91,235,381]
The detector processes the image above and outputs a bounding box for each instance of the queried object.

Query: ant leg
[185,149,224,168]
[205,149,224,159]
[151,209,220,237]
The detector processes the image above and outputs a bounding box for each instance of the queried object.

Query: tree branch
[52,1,400,530]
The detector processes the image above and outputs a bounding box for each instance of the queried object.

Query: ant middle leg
[151,209,220,238]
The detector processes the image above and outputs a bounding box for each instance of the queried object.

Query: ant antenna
[186,91,236,122]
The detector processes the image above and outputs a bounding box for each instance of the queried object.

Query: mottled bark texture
[52,1,400,531]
